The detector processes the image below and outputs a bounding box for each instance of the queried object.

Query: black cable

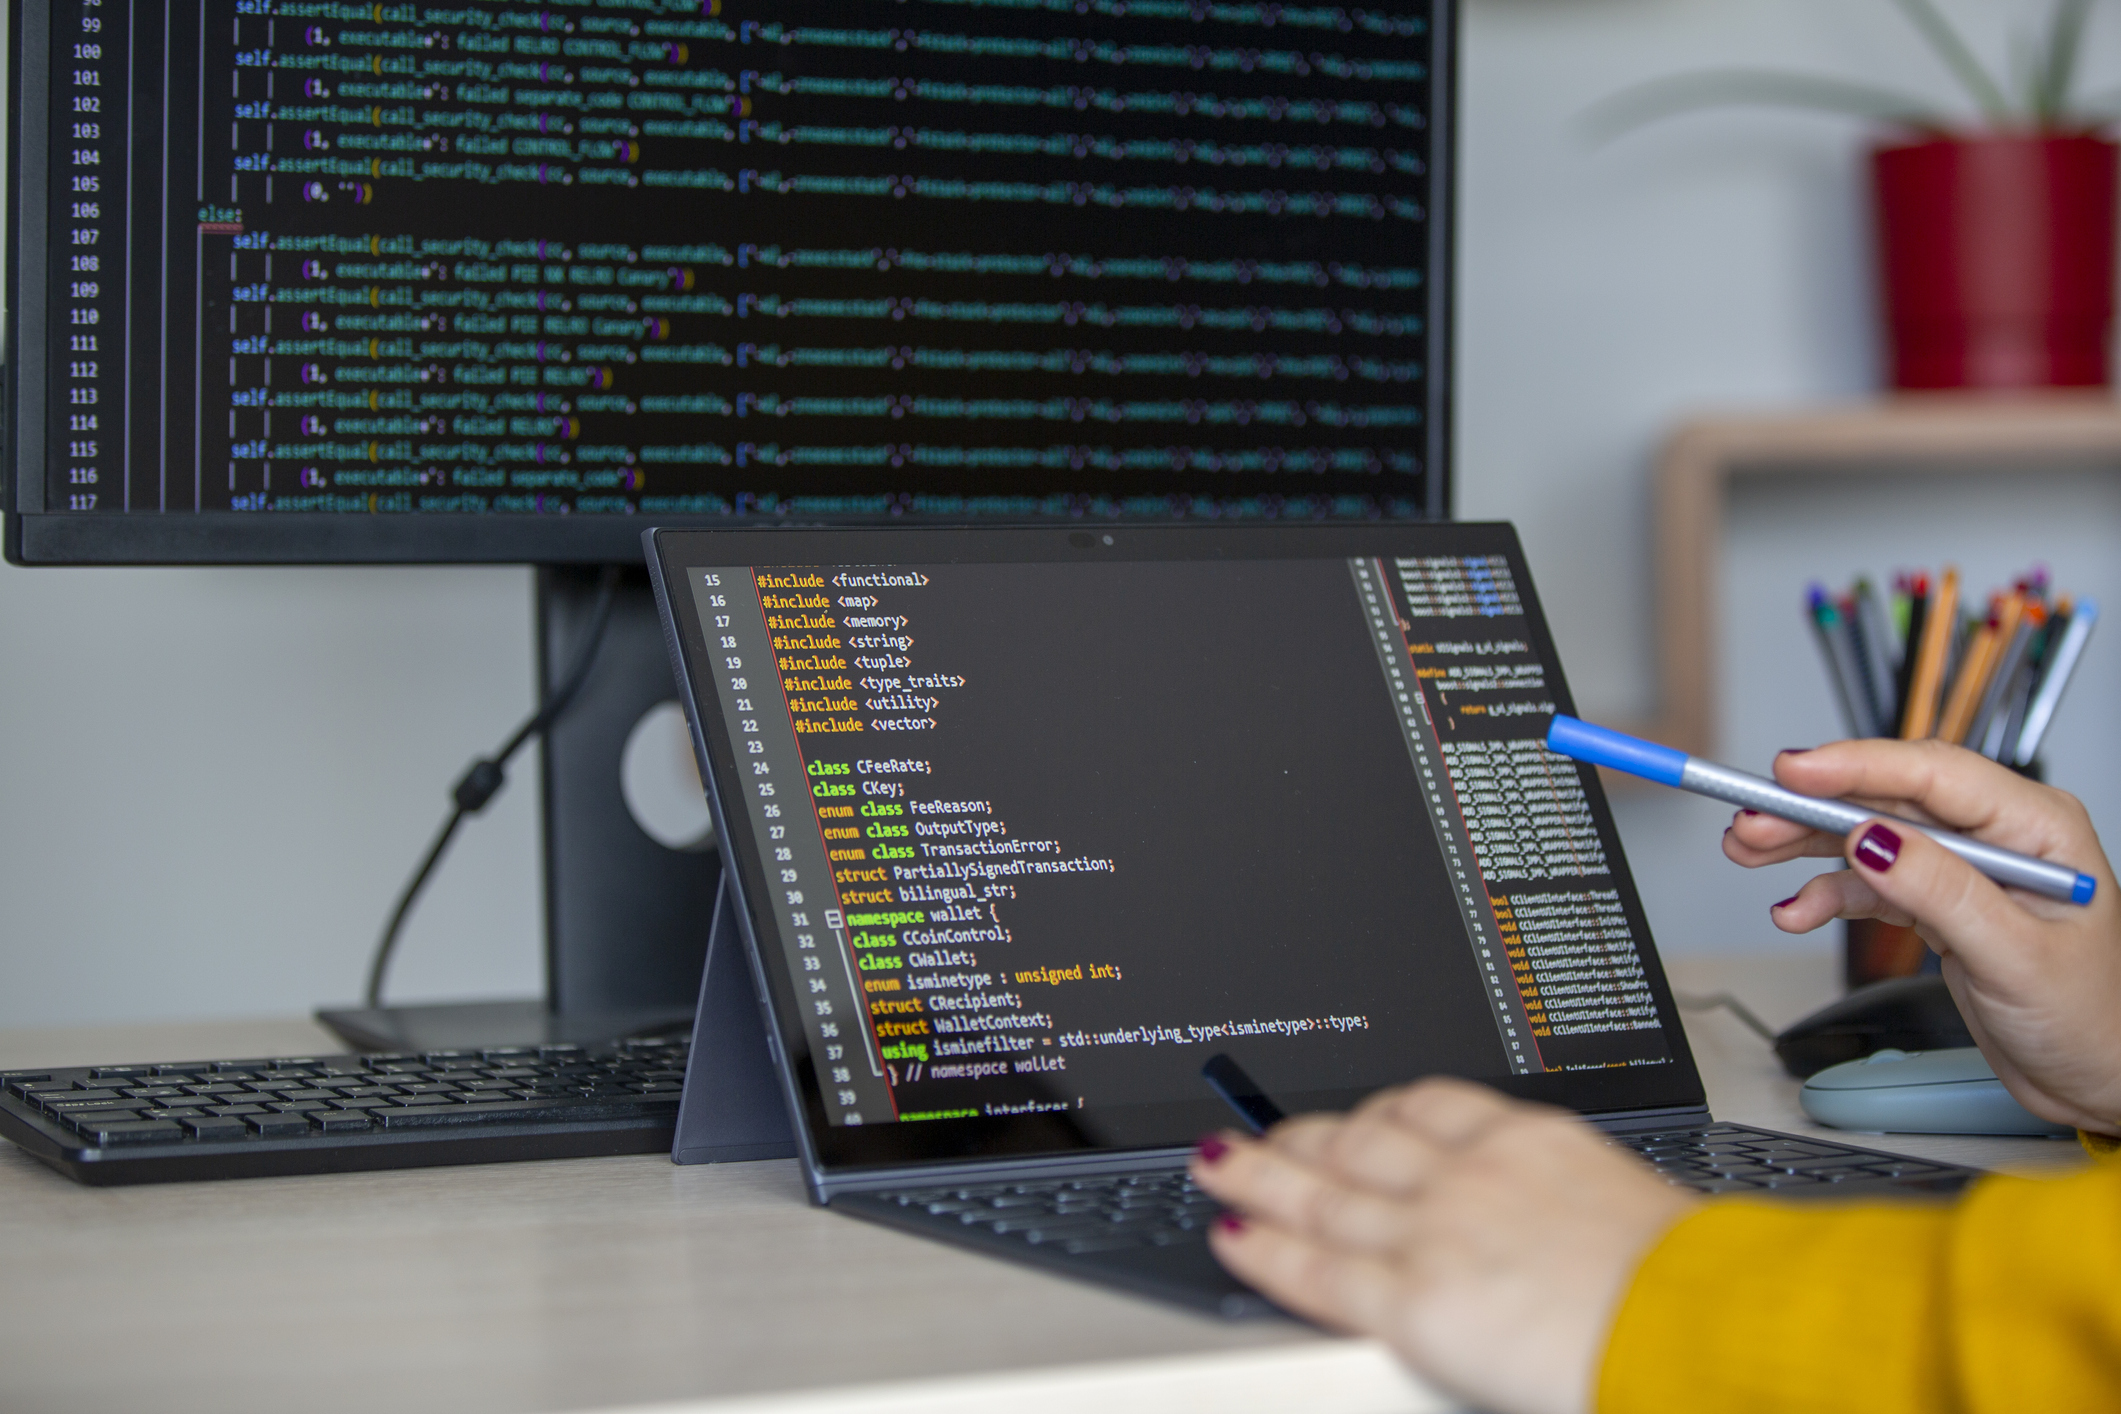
[1672,990,1778,1043]
[365,566,624,1008]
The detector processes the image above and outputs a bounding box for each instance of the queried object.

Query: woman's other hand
[1189,1079,1696,1414]
[1725,738,2121,1134]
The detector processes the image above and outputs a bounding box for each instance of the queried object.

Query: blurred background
[5,0,2120,1026]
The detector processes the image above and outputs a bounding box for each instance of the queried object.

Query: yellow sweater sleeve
[1596,1153,2121,1413]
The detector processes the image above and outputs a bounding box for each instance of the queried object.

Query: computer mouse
[1800,1047,2073,1136]
[1773,974,1974,1078]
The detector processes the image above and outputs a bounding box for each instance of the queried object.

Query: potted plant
[1594,0,2121,391]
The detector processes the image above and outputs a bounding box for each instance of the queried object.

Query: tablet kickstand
[671,877,801,1164]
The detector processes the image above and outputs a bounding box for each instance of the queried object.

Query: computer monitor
[4,0,1456,1040]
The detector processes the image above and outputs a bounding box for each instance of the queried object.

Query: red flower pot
[1872,134,2118,390]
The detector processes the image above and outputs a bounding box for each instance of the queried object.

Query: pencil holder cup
[1845,918,1930,989]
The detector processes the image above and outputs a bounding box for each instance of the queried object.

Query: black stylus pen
[1201,1053,1288,1135]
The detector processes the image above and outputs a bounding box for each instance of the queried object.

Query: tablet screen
[657,526,1701,1164]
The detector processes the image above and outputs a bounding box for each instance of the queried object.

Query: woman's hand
[1725,737,2121,1133]
[1189,1078,1696,1414]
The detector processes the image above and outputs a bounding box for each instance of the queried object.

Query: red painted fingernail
[1772,895,1798,910]
[1196,1134,1229,1164]
[1740,809,1761,817]
[1855,824,1902,873]
[1215,1212,1245,1235]
[1780,747,1811,755]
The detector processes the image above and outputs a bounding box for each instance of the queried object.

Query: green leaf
[2035,0,2096,122]
[1583,70,1951,143]
[1890,0,2016,122]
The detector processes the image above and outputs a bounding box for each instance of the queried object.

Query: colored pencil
[2013,599,2099,766]
[1900,566,1958,740]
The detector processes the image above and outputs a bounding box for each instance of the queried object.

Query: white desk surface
[0,947,2083,1414]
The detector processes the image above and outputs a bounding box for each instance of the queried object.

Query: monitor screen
[6,0,1453,564]
[650,524,1702,1169]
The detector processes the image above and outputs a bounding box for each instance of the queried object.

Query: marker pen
[1546,715,2095,906]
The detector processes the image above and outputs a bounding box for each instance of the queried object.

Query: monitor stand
[317,565,716,1052]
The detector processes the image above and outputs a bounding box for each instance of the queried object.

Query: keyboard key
[1009,1219,1124,1240]
[311,1113,373,1133]
[1093,1208,1160,1226]
[1773,1155,1884,1173]
[66,1108,147,1130]
[1062,1234,1147,1254]
[43,1098,145,1119]
[246,1114,312,1137]
[181,1118,251,1141]
[1752,1142,1846,1160]
[77,1120,185,1146]
[204,1104,266,1117]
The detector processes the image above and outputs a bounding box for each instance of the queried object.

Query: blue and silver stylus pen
[1545,716,2096,906]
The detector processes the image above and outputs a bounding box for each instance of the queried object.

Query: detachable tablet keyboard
[831,1121,1976,1317]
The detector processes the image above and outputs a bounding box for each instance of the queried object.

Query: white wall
[0,566,547,1025]
[4,0,2120,1025]
[1454,0,2121,956]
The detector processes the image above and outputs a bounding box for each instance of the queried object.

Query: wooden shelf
[1627,393,2121,759]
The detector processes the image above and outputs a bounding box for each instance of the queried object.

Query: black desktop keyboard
[0,1038,689,1185]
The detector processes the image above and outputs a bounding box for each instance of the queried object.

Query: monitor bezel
[4,0,1459,566]
[647,521,1708,1178]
